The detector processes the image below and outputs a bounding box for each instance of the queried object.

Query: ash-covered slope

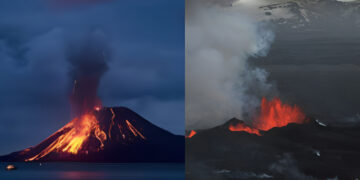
[227,0,360,31]
[186,118,360,179]
[0,107,184,163]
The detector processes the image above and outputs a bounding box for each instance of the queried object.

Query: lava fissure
[226,97,307,136]
[253,97,307,131]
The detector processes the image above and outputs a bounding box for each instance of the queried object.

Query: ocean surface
[0,162,184,180]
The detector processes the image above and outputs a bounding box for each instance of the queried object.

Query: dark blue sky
[0,0,184,154]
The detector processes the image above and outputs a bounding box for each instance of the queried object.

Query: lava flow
[26,113,106,161]
[24,79,147,161]
[25,77,108,162]
[229,122,261,136]
[228,97,307,136]
[186,130,197,138]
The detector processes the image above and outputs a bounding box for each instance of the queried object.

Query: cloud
[186,1,275,130]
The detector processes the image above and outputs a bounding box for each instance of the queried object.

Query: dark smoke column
[67,32,110,116]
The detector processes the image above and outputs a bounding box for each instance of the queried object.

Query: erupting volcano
[0,78,184,162]
[19,78,109,162]
[186,97,360,179]
[186,97,308,137]
[0,41,184,162]
[228,97,307,136]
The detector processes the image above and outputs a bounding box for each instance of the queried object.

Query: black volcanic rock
[186,118,360,180]
[0,107,184,163]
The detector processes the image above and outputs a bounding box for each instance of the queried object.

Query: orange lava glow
[26,113,106,161]
[125,120,146,140]
[186,130,197,138]
[24,77,150,161]
[229,123,261,136]
[227,97,307,136]
[108,108,116,139]
[253,97,307,131]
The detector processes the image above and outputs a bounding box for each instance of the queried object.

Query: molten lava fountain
[254,97,307,131]
[229,97,307,136]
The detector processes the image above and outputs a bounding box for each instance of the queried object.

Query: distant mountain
[186,117,360,179]
[0,107,184,162]
[256,0,360,29]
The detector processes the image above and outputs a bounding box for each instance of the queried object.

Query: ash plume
[67,31,110,116]
[186,0,276,130]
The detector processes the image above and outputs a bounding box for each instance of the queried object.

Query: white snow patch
[314,150,321,157]
[337,0,357,2]
[315,119,327,127]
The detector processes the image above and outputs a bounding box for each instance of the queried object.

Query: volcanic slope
[0,107,184,162]
[186,118,360,179]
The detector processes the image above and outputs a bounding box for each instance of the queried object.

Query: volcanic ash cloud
[67,31,110,116]
[186,1,275,130]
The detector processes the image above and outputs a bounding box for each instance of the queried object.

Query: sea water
[0,162,184,180]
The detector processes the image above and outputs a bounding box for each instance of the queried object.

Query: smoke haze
[186,0,275,130]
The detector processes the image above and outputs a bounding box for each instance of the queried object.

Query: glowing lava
[229,122,260,136]
[126,120,146,140]
[108,108,116,139]
[26,113,106,161]
[227,97,307,136]
[186,130,197,138]
[253,97,307,131]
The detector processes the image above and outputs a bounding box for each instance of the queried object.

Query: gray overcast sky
[254,30,360,125]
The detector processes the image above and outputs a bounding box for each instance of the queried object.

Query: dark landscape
[186,117,360,179]
[186,1,360,179]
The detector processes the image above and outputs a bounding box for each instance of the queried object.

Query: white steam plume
[186,0,275,130]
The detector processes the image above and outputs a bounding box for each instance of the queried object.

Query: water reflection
[0,162,184,180]
[58,171,105,179]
